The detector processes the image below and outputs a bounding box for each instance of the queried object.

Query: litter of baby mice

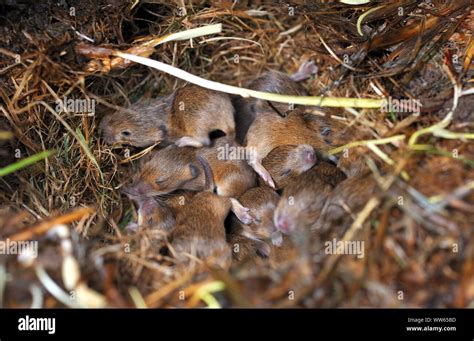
[102,65,364,278]
[2,1,473,312]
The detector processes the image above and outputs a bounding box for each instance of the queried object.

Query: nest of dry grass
[0,0,473,308]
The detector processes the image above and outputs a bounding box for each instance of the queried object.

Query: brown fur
[168,84,235,145]
[127,145,205,197]
[199,137,256,197]
[261,144,316,189]
[170,192,232,268]
[227,233,260,263]
[234,71,307,143]
[311,161,347,187]
[137,198,175,232]
[245,71,308,113]
[245,110,351,163]
[274,165,338,234]
[268,238,299,265]
[163,191,196,216]
[237,186,280,240]
[100,97,170,147]
[100,84,235,148]
[227,186,280,262]
[128,137,255,198]
[319,171,377,226]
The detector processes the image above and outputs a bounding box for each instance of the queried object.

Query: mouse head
[273,191,315,235]
[128,145,205,197]
[250,201,278,239]
[263,144,316,189]
[100,98,169,147]
[280,144,316,175]
[137,198,175,231]
[239,187,280,239]
[273,171,328,235]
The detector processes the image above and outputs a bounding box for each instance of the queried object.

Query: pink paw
[125,222,139,233]
[175,136,205,148]
[271,231,283,247]
[236,207,253,225]
[259,171,275,189]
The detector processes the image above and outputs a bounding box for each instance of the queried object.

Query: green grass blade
[0,150,53,177]
[75,127,104,183]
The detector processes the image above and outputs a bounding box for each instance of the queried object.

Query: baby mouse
[245,109,345,188]
[100,97,170,147]
[168,83,235,148]
[170,191,232,269]
[125,138,254,198]
[226,233,262,264]
[261,144,317,190]
[268,237,299,266]
[125,145,204,197]
[229,185,281,257]
[316,171,377,230]
[227,227,298,265]
[234,60,317,143]
[100,84,235,148]
[169,157,232,268]
[124,197,175,233]
[162,190,196,217]
[126,138,254,223]
[273,161,346,235]
[198,136,257,198]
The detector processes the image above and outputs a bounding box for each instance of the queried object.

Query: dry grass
[0,0,473,308]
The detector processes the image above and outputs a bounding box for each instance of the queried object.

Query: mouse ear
[189,163,200,179]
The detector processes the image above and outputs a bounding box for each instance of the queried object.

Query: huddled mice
[100,60,375,270]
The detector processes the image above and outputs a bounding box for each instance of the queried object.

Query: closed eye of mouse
[130,145,208,196]
[320,126,331,136]
[155,177,166,185]
[152,163,198,189]
[152,163,201,193]
[253,214,263,224]
[188,163,200,179]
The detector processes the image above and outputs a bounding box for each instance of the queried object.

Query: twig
[113,51,383,109]
[328,135,405,155]
[7,207,95,242]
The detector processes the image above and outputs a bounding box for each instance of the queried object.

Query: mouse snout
[304,149,316,164]
[299,145,316,166]
[141,198,157,213]
[99,117,114,143]
[123,181,153,198]
[274,214,294,235]
[122,185,139,199]
[125,222,139,233]
[101,130,113,144]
